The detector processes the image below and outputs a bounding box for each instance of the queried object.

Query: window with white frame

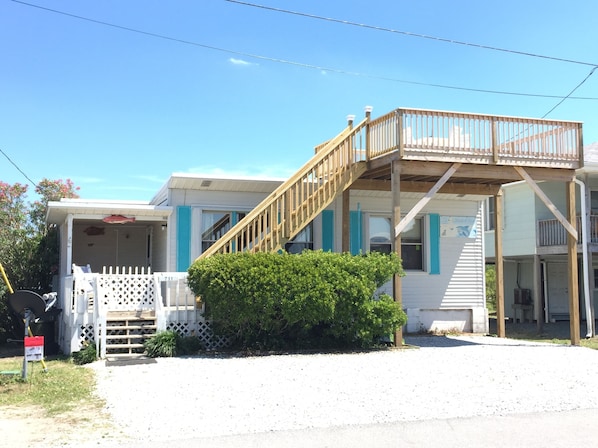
[285,223,313,254]
[201,211,246,252]
[401,218,424,270]
[369,215,424,270]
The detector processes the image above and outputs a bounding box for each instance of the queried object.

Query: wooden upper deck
[369,107,582,168]
[351,107,583,195]
[200,107,583,257]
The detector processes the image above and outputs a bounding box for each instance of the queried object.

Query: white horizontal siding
[403,207,484,310]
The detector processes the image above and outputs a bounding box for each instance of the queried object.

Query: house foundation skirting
[406,307,488,334]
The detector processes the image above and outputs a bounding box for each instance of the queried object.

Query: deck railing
[199,119,369,257]
[537,215,598,246]
[368,108,583,168]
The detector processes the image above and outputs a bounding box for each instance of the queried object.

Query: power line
[9,0,598,101]
[543,66,597,118]
[227,0,598,68]
[0,148,37,188]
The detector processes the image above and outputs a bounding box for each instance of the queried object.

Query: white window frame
[366,213,426,272]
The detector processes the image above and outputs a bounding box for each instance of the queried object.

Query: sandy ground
[0,403,124,447]
[2,328,598,447]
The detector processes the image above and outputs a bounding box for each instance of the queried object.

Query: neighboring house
[484,142,598,337]
[46,107,584,357]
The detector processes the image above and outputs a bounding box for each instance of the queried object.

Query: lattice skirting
[166,321,231,350]
[74,321,230,352]
[78,324,95,347]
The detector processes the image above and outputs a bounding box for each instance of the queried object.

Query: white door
[546,262,569,320]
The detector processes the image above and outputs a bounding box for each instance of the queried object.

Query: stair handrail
[198,117,369,259]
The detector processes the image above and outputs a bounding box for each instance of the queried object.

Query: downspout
[575,178,593,337]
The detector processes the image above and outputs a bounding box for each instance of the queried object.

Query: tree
[0,179,79,343]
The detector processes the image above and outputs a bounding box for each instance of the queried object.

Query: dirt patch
[1,403,127,447]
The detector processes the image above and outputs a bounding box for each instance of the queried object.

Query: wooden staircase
[104,311,157,359]
[199,117,370,258]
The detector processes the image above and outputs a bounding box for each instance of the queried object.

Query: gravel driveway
[88,335,598,443]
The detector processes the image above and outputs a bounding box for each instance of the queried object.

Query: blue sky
[2,0,598,201]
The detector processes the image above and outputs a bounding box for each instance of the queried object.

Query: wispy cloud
[132,174,168,184]
[229,58,256,66]
[186,164,295,180]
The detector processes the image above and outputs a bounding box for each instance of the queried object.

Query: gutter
[575,178,594,338]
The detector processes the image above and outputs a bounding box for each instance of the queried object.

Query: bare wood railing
[368,108,583,167]
[537,215,598,246]
[199,119,369,258]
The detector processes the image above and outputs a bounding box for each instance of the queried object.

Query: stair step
[106,324,157,331]
[105,353,149,360]
[105,334,154,340]
[106,317,156,324]
[106,343,145,349]
[107,311,155,319]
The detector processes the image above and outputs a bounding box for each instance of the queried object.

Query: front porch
[61,266,230,357]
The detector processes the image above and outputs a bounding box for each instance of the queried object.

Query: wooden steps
[105,311,157,358]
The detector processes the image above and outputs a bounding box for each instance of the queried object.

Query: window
[285,223,313,254]
[201,211,246,252]
[368,215,424,270]
[591,191,598,215]
[401,218,424,270]
[369,216,392,254]
[485,197,495,231]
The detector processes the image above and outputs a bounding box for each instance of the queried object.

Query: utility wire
[227,0,598,68]
[543,67,598,118]
[9,0,598,101]
[0,148,37,188]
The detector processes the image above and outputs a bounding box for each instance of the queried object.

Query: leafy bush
[144,330,181,357]
[179,335,204,355]
[187,250,406,350]
[71,342,97,365]
[144,332,204,357]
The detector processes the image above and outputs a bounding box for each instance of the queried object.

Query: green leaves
[188,250,407,350]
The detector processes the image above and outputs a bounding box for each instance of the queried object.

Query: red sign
[24,336,44,347]
[24,336,44,362]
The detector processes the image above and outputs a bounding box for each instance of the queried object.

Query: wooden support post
[365,106,372,160]
[567,180,581,346]
[392,160,403,347]
[495,190,506,338]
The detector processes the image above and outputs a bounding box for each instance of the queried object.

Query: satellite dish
[8,290,48,318]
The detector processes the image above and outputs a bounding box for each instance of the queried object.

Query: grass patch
[489,319,598,350]
[508,333,598,350]
[0,355,102,416]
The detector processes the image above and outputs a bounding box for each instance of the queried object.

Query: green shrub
[144,330,181,357]
[187,250,406,350]
[179,335,204,355]
[71,342,97,365]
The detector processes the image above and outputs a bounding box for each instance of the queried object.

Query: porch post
[495,190,506,338]
[392,159,403,347]
[567,180,581,345]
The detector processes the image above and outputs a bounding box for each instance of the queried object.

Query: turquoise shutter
[429,213,440,275]
[322,210,334,251]
[350,210,362,255]
[176,206,191,272]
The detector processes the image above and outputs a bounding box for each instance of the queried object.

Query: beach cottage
[46,106,584,357]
